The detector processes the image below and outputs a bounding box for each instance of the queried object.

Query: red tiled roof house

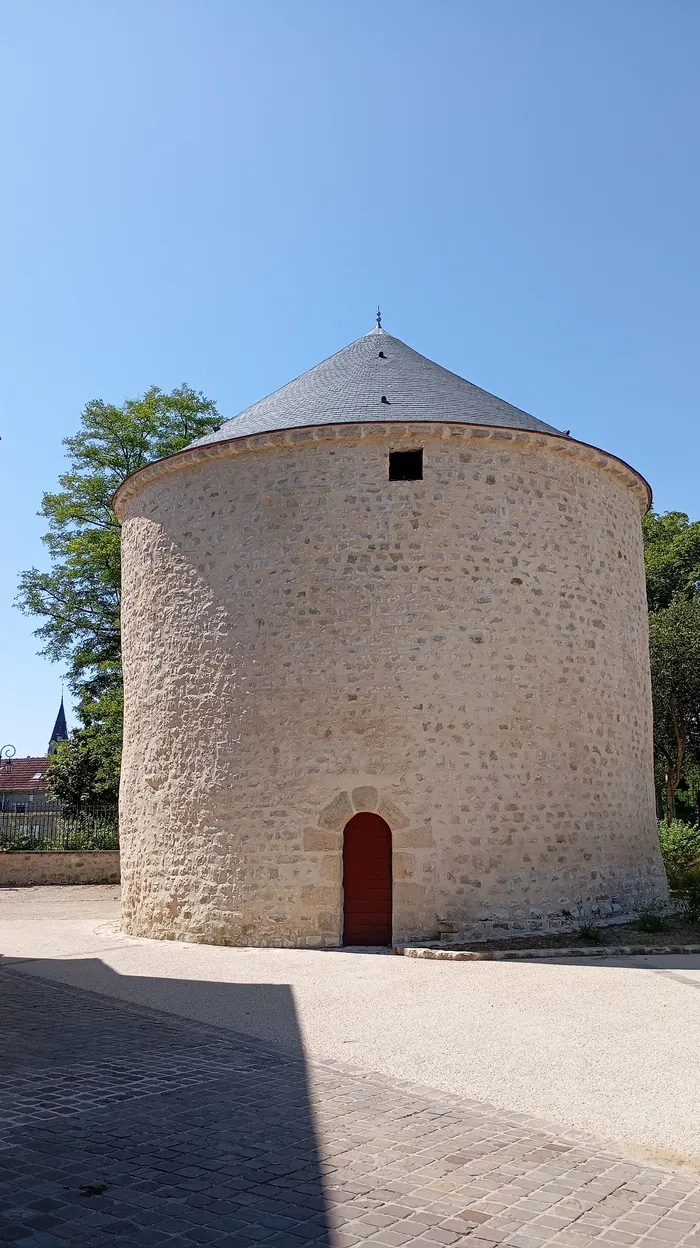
[0,757,52,813]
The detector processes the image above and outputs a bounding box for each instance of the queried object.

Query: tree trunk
[665,772,676,822]
[664,701,686,822]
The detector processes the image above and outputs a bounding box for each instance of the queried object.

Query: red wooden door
[342,813,392,946]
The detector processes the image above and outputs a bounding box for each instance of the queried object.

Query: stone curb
[394,942,700,960]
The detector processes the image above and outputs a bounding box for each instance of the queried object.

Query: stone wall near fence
[0,851,120,888]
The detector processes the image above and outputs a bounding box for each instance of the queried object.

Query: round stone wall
[115,423,668,946]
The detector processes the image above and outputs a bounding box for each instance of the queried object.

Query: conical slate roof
[191,327,562,447]
[48,697,68,755]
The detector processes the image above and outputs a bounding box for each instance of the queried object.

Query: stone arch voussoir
[316,789,412,836]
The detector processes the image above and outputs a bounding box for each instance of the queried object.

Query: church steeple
[48,697,68,756]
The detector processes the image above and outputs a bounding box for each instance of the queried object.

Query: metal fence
[0,805,119,852]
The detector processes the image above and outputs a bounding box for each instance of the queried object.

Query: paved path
[3,967,700,1248]
[3,888,700,1162]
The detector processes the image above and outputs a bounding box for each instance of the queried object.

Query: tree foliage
[18,385,221,807]
[648,597,700,821]
[642,510,700,818]
[642,510,700,612]
[47,676,123,813]
[658,818,700,889]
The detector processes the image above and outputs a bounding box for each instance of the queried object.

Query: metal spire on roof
[376,305,382,331]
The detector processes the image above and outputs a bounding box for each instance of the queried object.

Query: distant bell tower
[48,697,68,756]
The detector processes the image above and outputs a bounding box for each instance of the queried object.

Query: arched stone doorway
[342,812,392,946]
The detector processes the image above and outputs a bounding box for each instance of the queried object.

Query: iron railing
[0,804,119,852]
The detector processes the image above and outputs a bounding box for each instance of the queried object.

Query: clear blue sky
[1,0,698,756]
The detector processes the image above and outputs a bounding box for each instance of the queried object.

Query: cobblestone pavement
[2,968,700,1248]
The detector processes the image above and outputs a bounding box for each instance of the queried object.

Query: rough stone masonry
[114,328,667,946]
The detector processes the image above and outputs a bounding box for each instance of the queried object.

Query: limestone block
[318,793,353,831]
[303,829,339,851]
[320,854,342,883]
[351,786,378,811]
[300,884,337,908]
[376,799,410,830]
[394,881,432,905]
[393,825,434,849]
[392,852,416,881]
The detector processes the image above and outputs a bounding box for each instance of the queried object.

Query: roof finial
[376,305,382,331]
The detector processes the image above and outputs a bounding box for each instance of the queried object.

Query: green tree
[648,597,700,821]
[675,759,700,825]
[642,510,700,612]
[47,672,123,812]
[18,385,221,805]
[658,818,700,889]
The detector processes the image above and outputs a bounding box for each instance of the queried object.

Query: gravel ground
[3,885,700,1166]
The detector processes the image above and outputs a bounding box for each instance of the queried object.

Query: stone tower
[114,324,668,946]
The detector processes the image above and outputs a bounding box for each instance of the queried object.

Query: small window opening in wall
[389,449,423,481]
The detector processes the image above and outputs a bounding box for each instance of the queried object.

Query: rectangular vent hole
[389,449,423,481]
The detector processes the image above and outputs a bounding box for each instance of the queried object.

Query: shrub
[577,923,603,943]
[671,872,700,924]
[0,808,118,852]
[659,819,700,888]
[635,906,669,933]
[658,819,700,924]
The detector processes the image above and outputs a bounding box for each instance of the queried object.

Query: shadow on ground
[4,954,700,1247]
[3,953,312,1055]
[520,953,700,971]
[0,960,331,1247]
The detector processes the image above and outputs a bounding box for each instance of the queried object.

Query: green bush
[658,819,700,887]
[674,874,700,924]
[0,810,118,852]
[635,906,669,933]
[658,819,700,924]
[577,923,603,943]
